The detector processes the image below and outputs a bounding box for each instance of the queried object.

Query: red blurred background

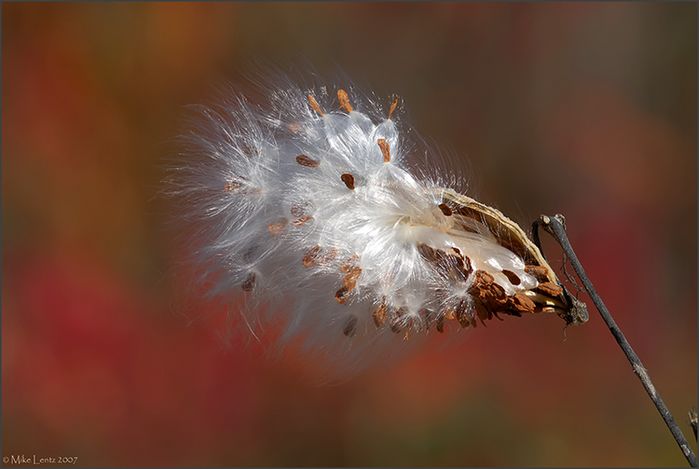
[3,3,696,466]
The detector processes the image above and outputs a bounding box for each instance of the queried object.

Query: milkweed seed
[241,272,256,292]
[417,243,443,263]
[388,96,399,120]
[242,245,260,263]
[536,282,563,297]
[460,254,473,276]
[372,303,388,327]
[343,315,358,337]
[377,138,391,163]
[267,218,288,236]
[476,305,491,326]
[224,181,241,192]
[303,245,322,268]
[436,315,445,333]
[390,307,406,333]
[292,215,313,226]
[320,247,338,263]
[524,264,550,282]
[287,121,302,133]
[509,293,536,315]
[419,308,435,329]
[290,203,310,218]
[455,300,471,328]
[307,94,324,116]
[468,270,508,313]
[335,286,350,304]
[502,269,521,285]
[438,203,453,216]
[339,255,360,273]
[337,89,353,113]
[296,154,320,168]
[341,173,355,190]
[343,267,362,291]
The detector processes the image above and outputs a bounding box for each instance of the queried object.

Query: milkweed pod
[166,73,587,372]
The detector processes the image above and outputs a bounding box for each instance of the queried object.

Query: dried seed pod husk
[440,188,587,326]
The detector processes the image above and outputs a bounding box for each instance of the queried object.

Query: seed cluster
[213,85,570,345]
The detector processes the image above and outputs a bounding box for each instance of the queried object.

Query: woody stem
[533,214,697,467]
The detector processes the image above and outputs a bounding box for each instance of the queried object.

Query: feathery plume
[165,75,584,370]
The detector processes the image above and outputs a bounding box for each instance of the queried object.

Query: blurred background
[3,2,696,466]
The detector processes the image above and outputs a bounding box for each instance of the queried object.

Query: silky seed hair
[166,74,576,371]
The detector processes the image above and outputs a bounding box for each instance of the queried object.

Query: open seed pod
[169,78,589,370]
[439,188,588,326]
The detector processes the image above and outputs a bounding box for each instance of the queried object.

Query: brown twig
[533,214,697,467]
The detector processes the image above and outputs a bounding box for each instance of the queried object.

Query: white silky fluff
[167,76,538,370]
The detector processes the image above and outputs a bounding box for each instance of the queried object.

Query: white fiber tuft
[165,74,547,371]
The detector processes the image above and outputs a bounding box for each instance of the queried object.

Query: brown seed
[387,96,399,120]
[292,215,313,226]
[343,316,358,337]
[475,305,491,326]
[343,266,362,291]
[438,203,453,216]
[320,247,338,264]
[302,245,321,268]
[438,254,472,281]
[457,221,481,234]
[224,181,241,192]
[290,203,309,218]
[417,243,444,263]
[390,307,406,333]
[474,270,495,285]
[241,272,256,292]
[460,254,473,276]
[307,94,324,116]
[340,255,360,273]
[337,88,353,113]
[509,293,536,314]
[502,270,521,286]
[536,282,563,297]
[443,253,463,267]
[436,316,445,333]
[416,243,434,261]
[341,173,355,190]
[287,121,302,133]
[455,300,471,328]
[377,138,391,163]
[372,303,388,327]
[449,248,473,277]
[468,270,508,313]
[443,308,457,321]
[267,218,288,236]
[418,308,436,331]
[524,264,550,282]
[242,245,260,263]
[296,154,320,168]
[335,286,350,304]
